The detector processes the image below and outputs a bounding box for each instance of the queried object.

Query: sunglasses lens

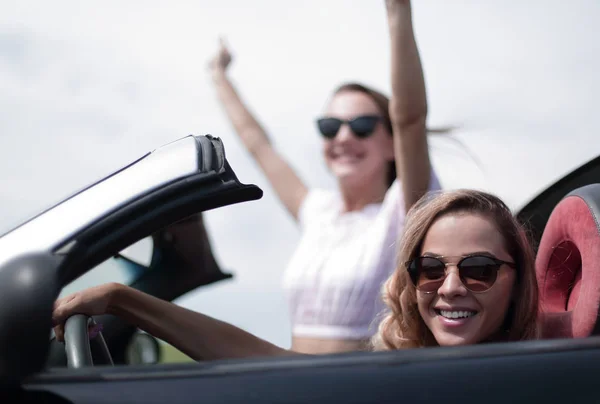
[412,257,446,292]
[317,118,342,139]
[459,256,499,292]
[349,116,379,138]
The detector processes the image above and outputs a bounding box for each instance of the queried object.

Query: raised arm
[209,39,308,220]
[386,0,432,212]
[53,283,296,361]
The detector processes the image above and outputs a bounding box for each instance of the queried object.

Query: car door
[22,336,600,404]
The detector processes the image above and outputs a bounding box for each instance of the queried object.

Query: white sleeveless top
[282,171,441,340]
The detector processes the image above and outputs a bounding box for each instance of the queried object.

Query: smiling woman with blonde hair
[372,189,539,350]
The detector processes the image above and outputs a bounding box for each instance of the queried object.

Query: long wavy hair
[371,189,539,350]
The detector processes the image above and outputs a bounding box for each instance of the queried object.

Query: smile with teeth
[436,309,477,319]
[334,153,362,161]
[331,148,364,160]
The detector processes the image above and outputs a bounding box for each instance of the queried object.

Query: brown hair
[371,189,539,350]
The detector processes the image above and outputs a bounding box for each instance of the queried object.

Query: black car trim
[55,173,261,286]
[30,336,600,384]
[516,154,600,246]
[568,184,600,234]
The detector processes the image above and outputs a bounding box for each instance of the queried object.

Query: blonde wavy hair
[371,189,539,350]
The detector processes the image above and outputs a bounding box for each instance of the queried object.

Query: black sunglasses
[405,255,516,293]
[316,115,383,139]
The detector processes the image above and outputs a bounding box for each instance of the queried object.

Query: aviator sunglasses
[316,115,385,139]
[406,255,516,293]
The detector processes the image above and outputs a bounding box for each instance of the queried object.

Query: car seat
[535,184,600,338]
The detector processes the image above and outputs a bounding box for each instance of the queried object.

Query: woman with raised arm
[207,0,438,354]
[53,0,445,358]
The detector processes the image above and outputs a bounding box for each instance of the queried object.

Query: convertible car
[0,135,599,403]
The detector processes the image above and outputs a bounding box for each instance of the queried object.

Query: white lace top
[282,170,441,339]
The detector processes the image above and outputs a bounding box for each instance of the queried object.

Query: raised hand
[209,37,233,73]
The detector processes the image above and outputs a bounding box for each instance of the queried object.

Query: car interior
[535,183,600,338]
[46,213,231,366]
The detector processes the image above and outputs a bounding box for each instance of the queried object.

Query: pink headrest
[535,184,600,338]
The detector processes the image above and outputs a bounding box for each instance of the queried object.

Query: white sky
[1,1,599,348]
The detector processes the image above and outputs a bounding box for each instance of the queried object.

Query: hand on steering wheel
[63,315,113,368]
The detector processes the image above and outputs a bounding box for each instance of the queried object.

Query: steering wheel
[63,315,114,368]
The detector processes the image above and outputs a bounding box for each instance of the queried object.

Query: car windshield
[0,153,149,238]
[0,136,203,270]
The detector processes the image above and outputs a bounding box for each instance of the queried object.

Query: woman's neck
[338,176,389,213]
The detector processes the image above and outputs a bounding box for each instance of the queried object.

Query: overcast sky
[1,1,599,348]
